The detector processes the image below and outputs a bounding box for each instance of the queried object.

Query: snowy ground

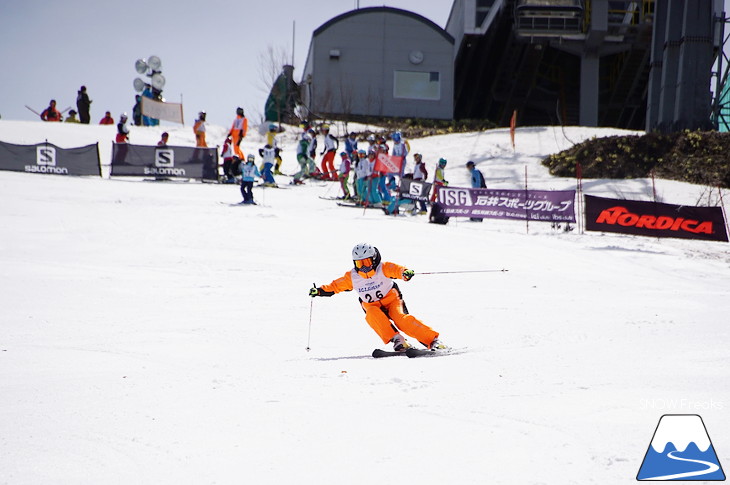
[1,120,729,484]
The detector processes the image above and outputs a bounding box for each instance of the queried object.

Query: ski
[219,201,257,206]
[337,202,384,209]
[405,347,459,358]
[254,184,288,189]
[372,349,407,358]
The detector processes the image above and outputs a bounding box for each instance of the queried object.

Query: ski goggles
[354,257,374,271]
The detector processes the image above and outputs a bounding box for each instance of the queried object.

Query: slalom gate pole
[524,165,529,234]
[418,269,508,275]
[719,185,730,241]
[306,283,315,352]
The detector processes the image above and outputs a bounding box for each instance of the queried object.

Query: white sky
[0,0,452,127]
[2,1,727,128]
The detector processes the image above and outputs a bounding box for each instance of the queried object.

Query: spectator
[65,110,80,123]
[319,123,339,180]
[466,160,486,222]
[40,100,62,122]
[229,107,247,158]
[266,123,284,174]
[76,86,91,124]
[132,95,142,126]
[337,151,352,200]
[194,111,207,147]
[291,132,314,185]
[112,113,129,165]
[99,111,114,125]
[115,114,129,143]
[431,158,448,202]
[157,132,169,147]
[412,153,429,214]
[258,144,278,187]
[344,132,358,160]
[221,134,236,183]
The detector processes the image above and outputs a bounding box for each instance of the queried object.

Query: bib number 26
[363,290,385,302]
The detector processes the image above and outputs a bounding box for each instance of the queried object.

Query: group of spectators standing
[287,122,486,216]
[39,86,99,124]
[38,85,163,128]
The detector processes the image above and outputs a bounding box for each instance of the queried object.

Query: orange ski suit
[229,115,248,158]
[320,262,438,346]
[193,120,207,147]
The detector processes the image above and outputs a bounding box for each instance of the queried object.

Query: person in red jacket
[309,243,445,352]
[99,111,114,125]
[115,114,129,143]
[40,100,62,122]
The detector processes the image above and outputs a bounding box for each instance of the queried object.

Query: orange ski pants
[231,132,244,158]
[361,287,438,346]
[321,150,336,178]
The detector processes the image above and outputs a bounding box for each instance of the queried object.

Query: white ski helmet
[352,242,376,260]
[352,243,381,277]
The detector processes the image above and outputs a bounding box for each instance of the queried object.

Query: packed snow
[1,119,729,484]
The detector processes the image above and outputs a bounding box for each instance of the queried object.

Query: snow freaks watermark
[640,398,725,411]
[437,187,576,222]
[637,414,725,481]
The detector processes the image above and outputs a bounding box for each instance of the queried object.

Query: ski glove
[309,286,335,297]
[402,269,415,281]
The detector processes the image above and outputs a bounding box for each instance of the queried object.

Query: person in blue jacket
[466,160,486,222]
[240,154,261,204]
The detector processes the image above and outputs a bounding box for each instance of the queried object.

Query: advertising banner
[110,143,217,180]
[141,97,184,124]
[437,186,576,222]
[0,140,100,176]
[399,178,432,201]
[585,195,728,242]
[373,153,404,174]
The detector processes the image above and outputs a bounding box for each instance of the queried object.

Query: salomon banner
[584,195,728,242]
[110,143,217,180]
[0,140,101,176]
[437,187,576,222]
[399,178,432,202]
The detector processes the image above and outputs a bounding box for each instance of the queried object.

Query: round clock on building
[409,50,424,65]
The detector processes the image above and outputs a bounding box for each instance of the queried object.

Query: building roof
[313,6,454,44]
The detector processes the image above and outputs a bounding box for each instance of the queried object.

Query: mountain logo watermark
[637,414,725,481]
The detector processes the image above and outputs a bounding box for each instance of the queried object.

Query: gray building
[300,7,455,120]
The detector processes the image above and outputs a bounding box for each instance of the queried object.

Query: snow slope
[1,120,729,484]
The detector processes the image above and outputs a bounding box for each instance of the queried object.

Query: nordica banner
[437,187,576,222]
[0,140,101,176]
[110,143,217,180]
[585,195,729,242]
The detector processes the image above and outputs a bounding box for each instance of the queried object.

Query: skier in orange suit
[309,243,445,352]
[229,107,248,158]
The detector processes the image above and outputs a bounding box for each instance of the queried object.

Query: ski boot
[391,334,412,352]
[429,338,447,350]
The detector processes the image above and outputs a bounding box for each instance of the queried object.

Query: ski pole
[24,105,41,116]
[417,269,508,275]
[306,283,315,351]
